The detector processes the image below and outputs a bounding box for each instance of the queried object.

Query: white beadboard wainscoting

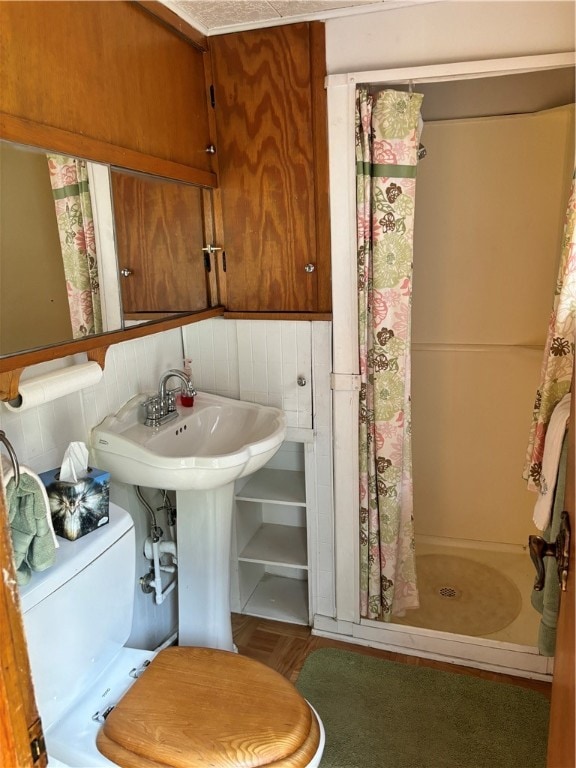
[2,319,336,646]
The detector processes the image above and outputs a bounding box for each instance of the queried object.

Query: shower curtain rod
[325,51,575,89]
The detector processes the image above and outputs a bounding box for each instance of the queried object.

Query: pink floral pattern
[524,174,576,490]
[47,155,102,338]
[357,88,423,620]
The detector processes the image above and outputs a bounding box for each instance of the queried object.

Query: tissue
[39,442,110,541]
[59,441,90,483]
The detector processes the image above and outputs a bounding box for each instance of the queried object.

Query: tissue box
[39,467,110,541]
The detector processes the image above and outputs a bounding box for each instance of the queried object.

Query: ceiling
[162,0,424,35]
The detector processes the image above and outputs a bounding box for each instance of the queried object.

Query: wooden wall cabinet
[0,0,225,390]
[210,23,332,317]
[0,3,332,391]
[0,1,217,187]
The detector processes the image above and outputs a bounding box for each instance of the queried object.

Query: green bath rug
[296,648,549,768]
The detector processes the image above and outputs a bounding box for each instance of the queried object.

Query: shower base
[313,539,552,680]
[394,540,540,645]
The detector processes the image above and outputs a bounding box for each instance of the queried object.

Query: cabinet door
[210,23,331,314]
[0,2,216,182]
[0,489,48,767]
[112,171,214,315]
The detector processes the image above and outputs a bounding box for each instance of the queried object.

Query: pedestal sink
[91,392,286,651]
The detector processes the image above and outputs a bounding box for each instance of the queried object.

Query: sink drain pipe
[137,485,178,606]
[142,536,178,605]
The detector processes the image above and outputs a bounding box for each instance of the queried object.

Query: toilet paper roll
[4,362,103,412]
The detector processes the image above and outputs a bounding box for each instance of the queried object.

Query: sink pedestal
[175,484,235,651]
[91,392,286,652]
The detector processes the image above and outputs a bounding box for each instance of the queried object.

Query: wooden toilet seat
[96,647,320,768]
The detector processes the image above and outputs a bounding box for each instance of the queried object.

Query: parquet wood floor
[231,613,552,697]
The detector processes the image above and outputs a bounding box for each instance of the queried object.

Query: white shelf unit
[232,440,312,625]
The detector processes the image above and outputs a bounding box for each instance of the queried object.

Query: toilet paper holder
[0,346,107,403]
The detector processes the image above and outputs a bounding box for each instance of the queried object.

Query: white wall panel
[326,1,575,74]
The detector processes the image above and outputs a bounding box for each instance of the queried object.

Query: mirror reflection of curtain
[356,87,423,620]
[524,172,576,491]
[46,155,103,338]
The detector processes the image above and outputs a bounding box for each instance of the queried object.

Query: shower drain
[437,585,462,600]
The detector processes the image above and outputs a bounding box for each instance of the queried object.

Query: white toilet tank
[19,503,136,732]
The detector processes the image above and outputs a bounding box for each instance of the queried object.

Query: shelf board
[242,573,309,625]
[236,468,306,506]
[239,524,308,568]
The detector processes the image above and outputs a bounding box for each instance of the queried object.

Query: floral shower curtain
[47,154,102,338]
[356,87,423,620]
[524,173,576,491]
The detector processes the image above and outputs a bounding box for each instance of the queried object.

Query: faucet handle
[165,390,177,413]
[142,396,162,426]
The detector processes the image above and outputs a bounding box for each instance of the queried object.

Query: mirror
[0,140,123,357]
[110,169,213,318]
[0,140,217,359]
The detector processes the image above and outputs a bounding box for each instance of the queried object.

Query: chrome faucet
[141,369,197,427]
[159,369,196,401]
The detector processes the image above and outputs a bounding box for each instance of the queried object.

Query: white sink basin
[91,392,286,490]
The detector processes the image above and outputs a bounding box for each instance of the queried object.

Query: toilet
[19,502,324,768]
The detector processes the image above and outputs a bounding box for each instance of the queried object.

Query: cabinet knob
[297,376,307,387]
[205,144,216,154]
[304,263,315,273]
[120,268,133,277]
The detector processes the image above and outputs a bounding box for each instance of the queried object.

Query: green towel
[530,431,568,656]
[6,472,56,585]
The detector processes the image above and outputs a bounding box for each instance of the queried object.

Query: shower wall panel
[411,103,575,547]
[413,104,575,347]
[412,346,541,545]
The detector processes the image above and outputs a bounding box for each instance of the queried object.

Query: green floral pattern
[357,88,423,620]
[47,155,102,338]
[524,174,576,491]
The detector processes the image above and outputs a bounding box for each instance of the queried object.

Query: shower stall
[322,53,575,678]
[402,85,574,648]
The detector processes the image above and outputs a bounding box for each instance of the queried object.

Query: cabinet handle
[205,145,216,154]
[120,268,133,277]
[297,376,307,387]
[201,244,222,255]
[304,263,315,273]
